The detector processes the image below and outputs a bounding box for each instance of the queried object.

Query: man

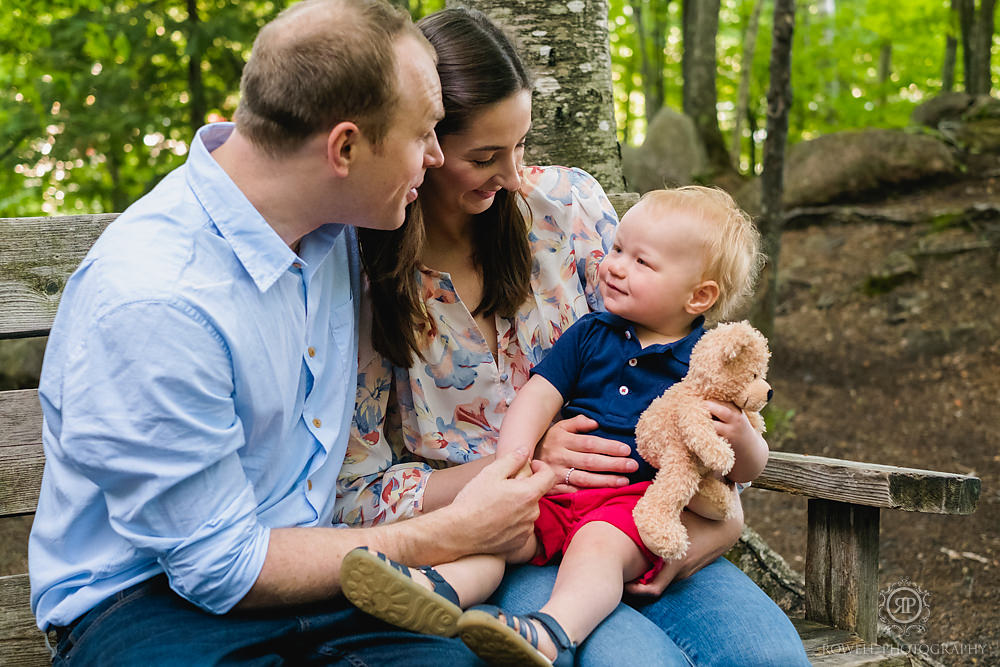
[28,0,554,663]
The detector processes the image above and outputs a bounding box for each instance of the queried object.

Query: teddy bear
[632,320,772,561]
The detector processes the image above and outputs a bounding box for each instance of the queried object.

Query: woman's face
[420,89,532,220]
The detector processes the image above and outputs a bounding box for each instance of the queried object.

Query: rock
[622,106,708,193]
[911,92,975,128]
[0,338,46,390]
[726,525,805,615]
[782,129,958,208]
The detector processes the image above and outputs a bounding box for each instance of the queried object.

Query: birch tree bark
[751,0,795,339]
[457,0,625,191]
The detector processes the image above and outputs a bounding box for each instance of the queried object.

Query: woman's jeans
[52,557,808,666]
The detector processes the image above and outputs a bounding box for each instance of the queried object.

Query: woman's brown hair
[359,7,534,367]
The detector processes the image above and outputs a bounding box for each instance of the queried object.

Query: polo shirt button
[625,331,632,340]
[628,358,637,366]
[308,347,316,358]
[312,418,322,428]
[619,386,629,395]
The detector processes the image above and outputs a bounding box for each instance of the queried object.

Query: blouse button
[619,386,629,395]
[628,358,637,367]
[312,418,322,428]
[505,397,513,406]
[500,373,509,382]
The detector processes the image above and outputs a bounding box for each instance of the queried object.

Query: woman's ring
[564,467,575,486]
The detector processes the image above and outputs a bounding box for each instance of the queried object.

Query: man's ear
[686,280,720,315]
[326,121,361,177]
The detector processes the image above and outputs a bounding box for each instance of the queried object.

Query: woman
[335,7,807,665]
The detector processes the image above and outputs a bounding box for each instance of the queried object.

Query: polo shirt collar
[186,123,344,292]
[593,311,706,360]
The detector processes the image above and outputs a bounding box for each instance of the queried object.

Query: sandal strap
[527,611,576,667]
[416,565,461,607]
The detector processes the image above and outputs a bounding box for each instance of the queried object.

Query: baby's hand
[705,399,769,483]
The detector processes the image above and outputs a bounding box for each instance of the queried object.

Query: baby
[341,186,768,665]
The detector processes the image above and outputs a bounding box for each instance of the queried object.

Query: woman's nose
[497,154,522,192]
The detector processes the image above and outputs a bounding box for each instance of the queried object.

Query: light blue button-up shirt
[29,123,360,630]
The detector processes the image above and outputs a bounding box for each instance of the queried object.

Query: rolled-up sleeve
[56,299,269,614]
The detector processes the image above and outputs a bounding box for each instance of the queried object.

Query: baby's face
[598,203,710,333]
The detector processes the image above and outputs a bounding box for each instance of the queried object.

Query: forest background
[3,1,998,665]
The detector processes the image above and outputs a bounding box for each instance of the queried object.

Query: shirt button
[292,262,302,269]
[505,397,513,406]
[625,331,632,340]
[619,386,629,395]
[308,347,316,358]
[312,418,322,428]
[307,479,313,491]
[500,373,509,382]
[628,358,637,367]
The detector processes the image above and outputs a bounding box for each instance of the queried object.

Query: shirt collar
[185,123,344,292]
[594,311,706,359]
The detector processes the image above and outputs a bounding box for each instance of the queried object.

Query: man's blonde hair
[234,0,426,156]
[638,186,763,320]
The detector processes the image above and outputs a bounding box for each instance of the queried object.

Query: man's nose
[425,134,444,168]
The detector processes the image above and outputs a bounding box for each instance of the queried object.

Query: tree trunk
[731,0,764,171]
[970,0,997,95]
[943,0,960,92]
[681,0,731,176]
[631,0,667,122]
[751,0,795,339]
[877,41,892,109]
[959,0,975,90]
[459,0,624,191]
[186,0,206,136]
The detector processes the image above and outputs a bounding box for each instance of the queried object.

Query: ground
[1,161,997,664]
[742,159,1000,665]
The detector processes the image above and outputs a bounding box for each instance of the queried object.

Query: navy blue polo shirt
[530,311,705,484]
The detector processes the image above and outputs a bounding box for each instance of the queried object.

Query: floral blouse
[334,166,618,527]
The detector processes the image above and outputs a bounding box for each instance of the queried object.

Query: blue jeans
[492,557,810,666]
[52,575,476,666]
[53,559,807,665]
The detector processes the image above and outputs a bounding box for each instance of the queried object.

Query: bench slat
[0,574,50,667]
[0,214,116,339]
[755,451,980,515]
[0,390,44,518]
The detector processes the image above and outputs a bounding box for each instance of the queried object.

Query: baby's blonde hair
[637,186,763,321]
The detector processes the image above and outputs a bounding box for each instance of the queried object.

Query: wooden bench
[0,207,981,666]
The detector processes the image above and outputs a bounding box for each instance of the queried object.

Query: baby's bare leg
[420,554,506,608]
[530,522,649,658]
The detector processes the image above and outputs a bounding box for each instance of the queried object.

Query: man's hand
[536,415,638,494]
[448,448,556,555]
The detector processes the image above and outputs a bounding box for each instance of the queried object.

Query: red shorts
[529,481,664,584]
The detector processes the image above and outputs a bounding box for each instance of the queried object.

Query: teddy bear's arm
[676,408,736,475]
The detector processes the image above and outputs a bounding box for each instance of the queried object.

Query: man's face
[352,34,444,230]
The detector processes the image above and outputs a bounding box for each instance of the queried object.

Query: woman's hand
[535,415,638,494]
[625,499,744,596]
[705,399,769,483]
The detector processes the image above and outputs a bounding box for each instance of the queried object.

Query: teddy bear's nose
[767,389,774,401]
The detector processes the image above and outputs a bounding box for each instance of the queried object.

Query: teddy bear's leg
[634,459,704,560]
[696,476,737,520]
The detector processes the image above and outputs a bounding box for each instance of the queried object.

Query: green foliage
[611,0,969,174]
[1,0,287,216]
